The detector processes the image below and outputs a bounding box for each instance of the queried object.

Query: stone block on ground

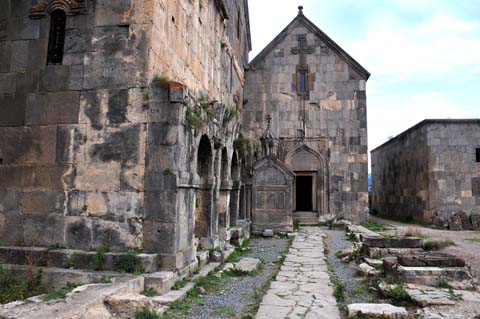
[210,251,222,262]
[364,257,384,269]
[234,257,260,273]
[363,236,423,248]
[404,284,457,307]
[397,253,465,267]
[221,245,235,263]
[262,229,274,237]
[144,271,176,295]
[396,265,474,290]
[331,219,352,230]
[364,247,423,259]
[358,263,381,276]
[347,303,409,319]
[105,293,166,319]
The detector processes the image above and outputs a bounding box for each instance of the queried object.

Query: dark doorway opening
[296,175,313,211]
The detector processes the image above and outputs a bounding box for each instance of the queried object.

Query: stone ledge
[0,246,158,273]
[363,236,423,248]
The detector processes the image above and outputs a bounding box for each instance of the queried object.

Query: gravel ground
[183,237,289,319]
[323,228,377,304]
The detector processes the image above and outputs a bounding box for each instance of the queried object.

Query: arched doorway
[195,135,213,239]
[285,146,328,216]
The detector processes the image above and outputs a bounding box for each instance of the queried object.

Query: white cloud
[349,14,480,81]
[368,92,479,151]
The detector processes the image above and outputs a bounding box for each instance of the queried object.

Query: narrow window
[47,10,67,65]
[237,10,241,39]
[300,72,307,92]
[476,148,480,162]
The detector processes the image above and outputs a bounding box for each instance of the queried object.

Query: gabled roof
[249,7,370,80]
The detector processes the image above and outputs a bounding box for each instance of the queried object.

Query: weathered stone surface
[144,271,175,295]
[396,265,474,289]
[255,227,340,319]
[363,236,423,248]
[358,263,381,276]
[372,120,480,225]
[397,253,465,267]
[262,229,274,237]
[347,303,409,319]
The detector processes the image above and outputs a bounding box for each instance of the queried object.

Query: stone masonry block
[26,91,80,125]
[75,162,121,191]
[21,191,66,215]
[143,222,176,254]
[3,126,57,164]
[0,94,26,126]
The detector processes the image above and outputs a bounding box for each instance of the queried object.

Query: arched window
[47,9,66,65]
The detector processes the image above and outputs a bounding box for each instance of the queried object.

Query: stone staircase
[293,211,319,225]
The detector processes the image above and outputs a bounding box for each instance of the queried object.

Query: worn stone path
[255,227,340,319]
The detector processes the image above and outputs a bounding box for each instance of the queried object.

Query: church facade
[243,6,370,233]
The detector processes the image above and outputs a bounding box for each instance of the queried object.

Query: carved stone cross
[291,34,315,67]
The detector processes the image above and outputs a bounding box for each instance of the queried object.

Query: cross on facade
[291,34,314,67]
[266,114,272,129]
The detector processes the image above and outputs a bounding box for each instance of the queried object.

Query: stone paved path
[255,227,340,319]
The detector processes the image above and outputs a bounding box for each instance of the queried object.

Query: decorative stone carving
[30,0,87,19]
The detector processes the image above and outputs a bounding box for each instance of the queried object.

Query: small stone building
[0,0,251,273]
[371,119,480,229]
[243,6,370,232]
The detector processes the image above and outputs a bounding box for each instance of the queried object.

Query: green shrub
[116,251,142,273]
[152,74,170,87]
[0,266,46,304]
[141,288,157,297]
[388,284,411,305]
[134,307,160,319]
[293,220,300,231]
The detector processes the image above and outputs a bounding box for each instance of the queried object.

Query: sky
[247,0,480,162]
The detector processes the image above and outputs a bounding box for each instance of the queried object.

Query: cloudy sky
[247,0,480,158]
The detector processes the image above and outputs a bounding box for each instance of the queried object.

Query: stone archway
[285,145,328,215]
[195,135,213,240]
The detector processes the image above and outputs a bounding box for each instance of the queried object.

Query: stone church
[0,1,369,274]
[244,6,370,233]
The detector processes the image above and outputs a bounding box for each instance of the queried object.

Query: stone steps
[293,211,319,225]
[396,265,474,289]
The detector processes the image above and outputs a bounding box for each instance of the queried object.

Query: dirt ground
[369,216,480,280]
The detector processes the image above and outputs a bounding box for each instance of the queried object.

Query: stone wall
[371,120,480,225]
[243,12,369,220]
[0,0,250,272]
[371,124,430,222]
[427,121,480,225]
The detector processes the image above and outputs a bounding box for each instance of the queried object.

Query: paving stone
[347,303,409,319]
[235,257,261,273]
[255,227,339,319]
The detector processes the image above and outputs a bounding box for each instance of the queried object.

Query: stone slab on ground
[404,284,456,307]
[347,303,409,319]
[358,262,381,276]
[418,288,480,319]
[0,277,144,319]
[397,252,465,267]
[346,225,382,239]
[364,247,424,258]
[364,257,384,269]
[396,265,474,289]
[255,227,340,319]
[262,229,274,237]
[234,257,260,273]
[363,236,423,248]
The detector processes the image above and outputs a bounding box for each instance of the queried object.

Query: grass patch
[323,238,346,311]
[42,282,79,301]
[211,305,235,317]
[93,247,106,271]
[424,240,456,251]
[172,278,188,290]
[465,238,480,243]
[135,307,161,319]
[194,272,225,294]
[361,221,390,232]
[226,240,252,263]
[293,219,300,232]
[0,266,46,304]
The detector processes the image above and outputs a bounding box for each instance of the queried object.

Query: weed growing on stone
[466,237,480,243]
[141,288,158,297]
[293,219,300,231]
[46,244,64,251]
[93,248,106,271]
[226,241,252,263]
[387,284,412,306]
[152,74,170,87]
[135,307,161,319]
[172,278,188,290]
[423,240,456,251]
[64,254,79,269]
[42,282,80,301]
[116,251,143,274]
[100,277,112,284]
